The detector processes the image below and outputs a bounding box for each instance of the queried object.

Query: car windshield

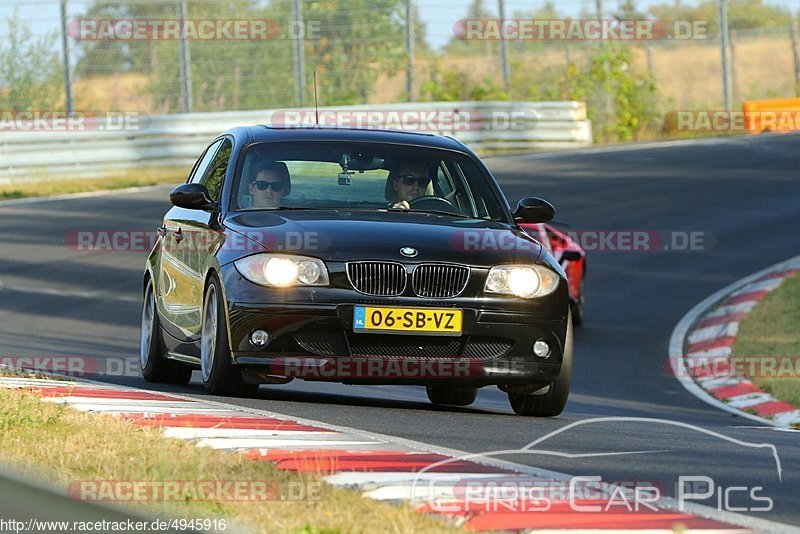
[230,141,508,221]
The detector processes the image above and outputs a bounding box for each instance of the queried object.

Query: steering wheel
[408,195,454,207]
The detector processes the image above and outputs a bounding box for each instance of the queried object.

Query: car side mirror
[170,183,216,211]
[514,197,555,224]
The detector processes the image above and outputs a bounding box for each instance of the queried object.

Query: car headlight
[234,254,329,288]
[484,265,560,298]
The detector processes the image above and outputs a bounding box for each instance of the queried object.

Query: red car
[519,223,586,326]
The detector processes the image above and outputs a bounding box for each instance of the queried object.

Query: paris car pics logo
[409,417,779,514]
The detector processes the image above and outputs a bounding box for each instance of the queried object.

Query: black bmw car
[140,126,573,416]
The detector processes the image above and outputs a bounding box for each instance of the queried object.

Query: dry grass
[0,167,187,200]
[0,385,455,533]
[370,36,796,111]
[70,73,154,114]
[732,273,800,411]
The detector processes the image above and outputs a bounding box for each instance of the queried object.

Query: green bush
[421,65,508,102]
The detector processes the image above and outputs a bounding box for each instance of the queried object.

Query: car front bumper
[220,264,570,387]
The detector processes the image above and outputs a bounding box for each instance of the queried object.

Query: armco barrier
[0,101,591,182]
[742,97,800,134]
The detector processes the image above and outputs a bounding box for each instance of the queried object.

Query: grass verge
[0,167,186,201]
[0,383,454,533]
[732,273,800,411]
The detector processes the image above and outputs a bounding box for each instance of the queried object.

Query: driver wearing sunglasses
[249,162,290,208]
[389,161,433,209]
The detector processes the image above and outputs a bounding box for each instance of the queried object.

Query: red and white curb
[4,376,793,532]
[670,255,800,429]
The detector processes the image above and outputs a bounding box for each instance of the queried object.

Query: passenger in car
[249,162,291,208]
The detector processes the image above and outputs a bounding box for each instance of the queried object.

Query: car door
[181,137,233,339]
[158,139,223,341]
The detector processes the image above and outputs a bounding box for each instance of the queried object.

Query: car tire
[200,275,258,397]
[571,276,585,327]
[426,385,478,406]
[508,313,573,416]
[140,277,192,385]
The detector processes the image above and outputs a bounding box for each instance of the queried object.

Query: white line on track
[0,184,174,207]
[0,279,140,303]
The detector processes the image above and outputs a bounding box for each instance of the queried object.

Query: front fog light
[250,329,270,347]
[533,340,550,358]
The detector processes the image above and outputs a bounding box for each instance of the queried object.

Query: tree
[0,12,62,111]
[648,0,791,36]
[74,1,169,76]
[74,0,419,111]
[303,0,415,105]
[442,0,496,56]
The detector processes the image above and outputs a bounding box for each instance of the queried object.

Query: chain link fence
[1,0,799,142]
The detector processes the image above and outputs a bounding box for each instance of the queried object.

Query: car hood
[223,210,542,267]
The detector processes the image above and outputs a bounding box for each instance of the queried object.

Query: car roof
[224,125,473,154]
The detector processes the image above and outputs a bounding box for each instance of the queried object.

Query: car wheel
[200,275,258,397]
[571,276,585,327]
[426,385,478,406]
[508,313,573,416]
[140,277,192,384]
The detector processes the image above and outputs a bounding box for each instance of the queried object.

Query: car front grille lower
[347,261,469,298]
[294,331,512,360]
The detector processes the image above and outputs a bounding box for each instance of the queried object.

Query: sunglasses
[252,180,284,192]
[397,175,431,187]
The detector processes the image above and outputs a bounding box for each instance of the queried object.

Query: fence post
[719,0,731,112]
[291,0,306,106]
[498,0,511,96]
[406,0,415,101]
[596,0,612,136]
[178,0,193,113]
[59,0,73,113]
[730,29,739,106]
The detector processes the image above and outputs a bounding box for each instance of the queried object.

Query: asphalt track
[1,133,799,527]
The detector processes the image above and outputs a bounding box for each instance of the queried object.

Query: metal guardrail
[0,101,591,182]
